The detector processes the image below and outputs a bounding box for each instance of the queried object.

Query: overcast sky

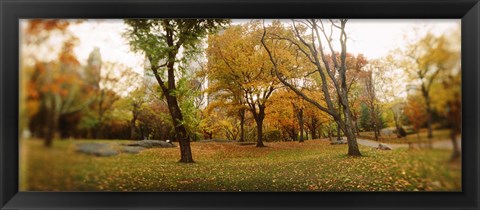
[22,19,460,76]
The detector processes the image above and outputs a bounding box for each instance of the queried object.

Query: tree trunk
[448,99,461,161]
[291,128,297,141]
[254,107,266,147]
[165,94,194,163]
[297,109,304,142]
[337,99,342,140]
[350,119,357,137]
[450,130,460,161]
[393,112,402,138]
[339,94,362,156]
[328,126,333,141]
[338,119,361,156]
[344,125,360,156]
[370,105,378,141]
[239,109,245,142]
[426,107,433,148]
[44,97,58,147]
[130,115,137,140]
[255,118,265,147]
[336,123,342,140]
[310,119,317,140]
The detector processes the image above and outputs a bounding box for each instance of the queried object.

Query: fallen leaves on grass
[22,139,461,192]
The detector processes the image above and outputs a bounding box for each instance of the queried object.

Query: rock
[330,139,348,145]
[377,143,392,150]
[75,143,119,157]
[121,146,145,154]
[76,140,175,157]
[126,140,176,148]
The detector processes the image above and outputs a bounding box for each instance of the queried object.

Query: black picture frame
[1,0,479,209]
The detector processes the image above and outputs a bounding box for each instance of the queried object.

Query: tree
[362,70,380,140]
[81,60,141,139]
[404,94,428,142]
[267,89,310,142]
[200,67,248,142]
[28,40,86,146]
[137,100,173,140]
[124,86,150,139]
[22,20,84,147]
[391,101,407,138]
[429,26,461,160]
[199,100,242,141]
[370,56,408,138]
[304,100,329,140]
[399,32,455,146]
[125,19,229,163]
[262,19,362,156]
[293,102,305,142]
[207,21,280,147]
[359,104,372,132]
[443,77,461,161]
[339,53,367,138]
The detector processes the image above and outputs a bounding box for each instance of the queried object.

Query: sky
[59,19,460,75]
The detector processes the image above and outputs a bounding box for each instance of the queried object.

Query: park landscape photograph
[19,19,461,192]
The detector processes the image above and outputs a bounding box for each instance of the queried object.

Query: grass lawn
[20,138,461,192]
[359,129,452,144]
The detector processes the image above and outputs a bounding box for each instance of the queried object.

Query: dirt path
[356,138,461,150]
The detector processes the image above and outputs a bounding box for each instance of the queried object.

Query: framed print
[1,0,479,209]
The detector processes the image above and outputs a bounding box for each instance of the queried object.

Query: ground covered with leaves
[21,139,461,192]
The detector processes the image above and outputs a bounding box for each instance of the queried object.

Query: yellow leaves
[207,21,281,91]
[26,20,71,35]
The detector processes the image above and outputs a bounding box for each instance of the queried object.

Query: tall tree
[28,40,86,146]
[404,94,428,143]
[399,33,454,146]
[362,70,380,141]
[81,60,140,139]
[207,21,280,147]
[125,19,229,163]
[22,20,84,147]
[368,56,407,138]
[123,86,150,140]
[442,75,461,161]
[267,90,299,141]
[262,19,362,156]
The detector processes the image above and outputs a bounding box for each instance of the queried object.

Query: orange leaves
[59,52,80,66]
[404,95,428,131]
[26,101,40,117]
[26,82,40,99]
